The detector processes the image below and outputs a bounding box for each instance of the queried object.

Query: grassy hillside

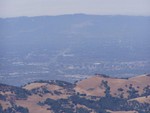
[0,74,150,113]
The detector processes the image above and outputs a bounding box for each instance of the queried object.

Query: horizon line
[1,13,150,19]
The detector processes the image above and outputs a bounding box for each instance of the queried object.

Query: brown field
[0,74,149,113]
[75,74,150,98]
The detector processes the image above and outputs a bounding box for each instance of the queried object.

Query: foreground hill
[76,74,150,98]
[0,74,150,113]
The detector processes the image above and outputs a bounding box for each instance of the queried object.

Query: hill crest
[0,74,150,113]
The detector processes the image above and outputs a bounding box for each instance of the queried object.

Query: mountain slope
[0,74,150,113]
[75,74,150,98]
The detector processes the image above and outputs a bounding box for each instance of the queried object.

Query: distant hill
[0,74,150,113]
[0,14,150,86]
[0,14,150,61]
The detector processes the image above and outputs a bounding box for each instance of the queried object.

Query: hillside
[75,74,150,98]
[0,74,150,113]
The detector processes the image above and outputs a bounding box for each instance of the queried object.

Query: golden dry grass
[129,95,150,103]
[0,100,11,110]
[75,74,150,97]
[107,110,138,113]
[0,74,149,113]
[23,83,47,90]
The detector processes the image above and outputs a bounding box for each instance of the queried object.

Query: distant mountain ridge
[0,14,150,86]
[0,14,150,60]
[0,74,150,113]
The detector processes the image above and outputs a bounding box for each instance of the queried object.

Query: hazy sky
[0,0,150,18]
